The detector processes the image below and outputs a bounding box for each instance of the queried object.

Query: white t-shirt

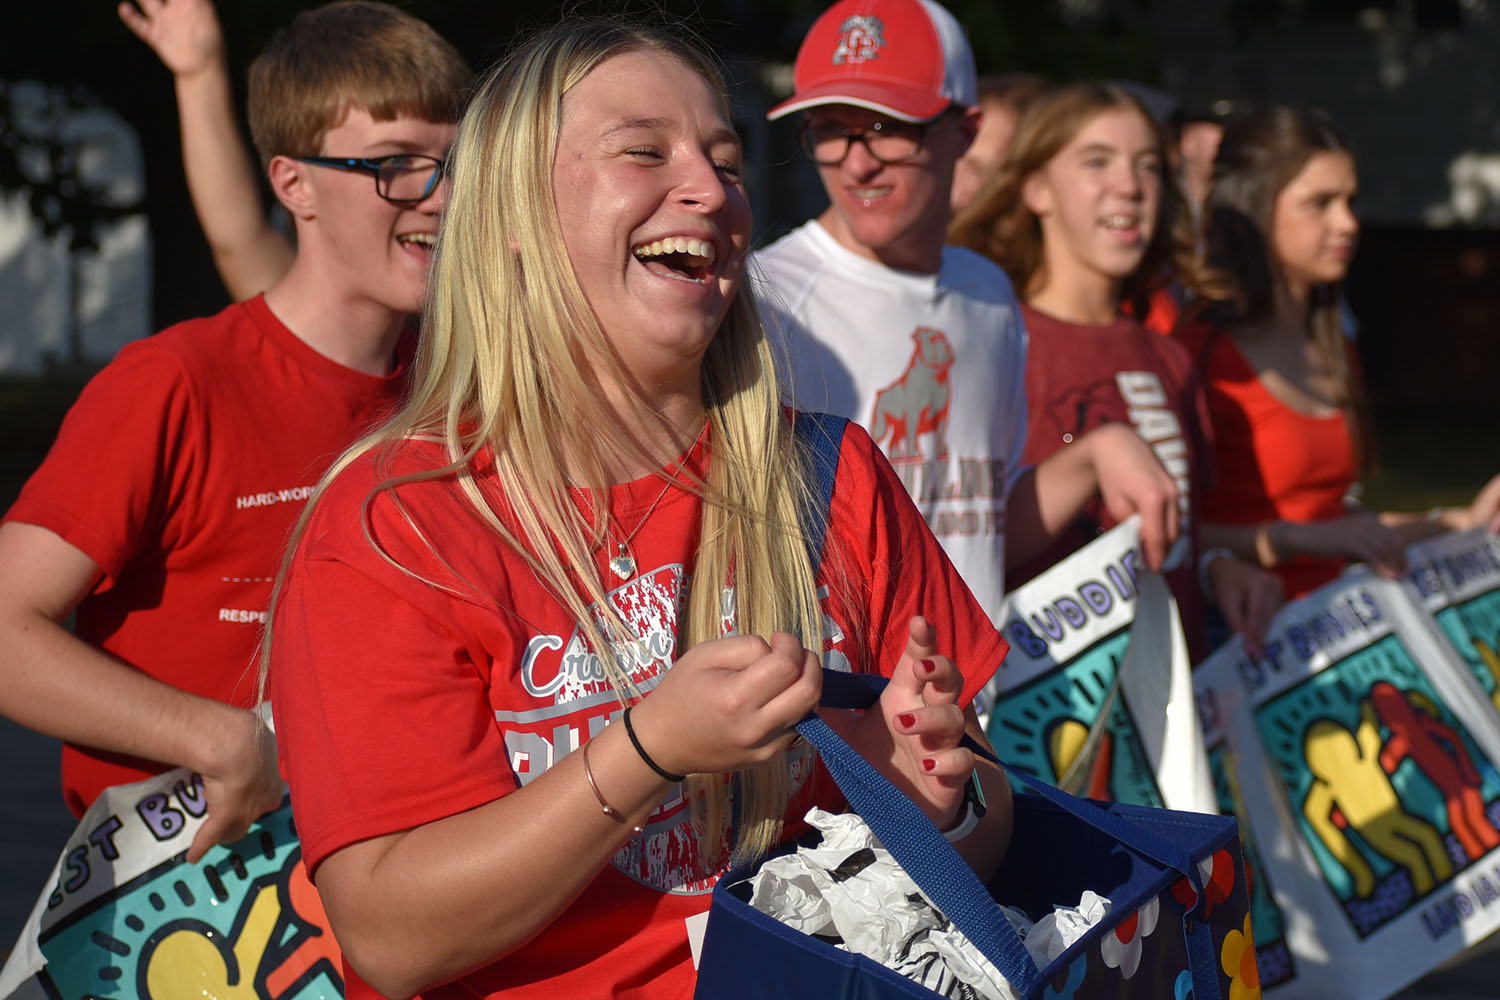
[753,219,1029,624]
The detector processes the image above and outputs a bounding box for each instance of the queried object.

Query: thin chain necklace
[575,476,676,581]
[570,420,709,581]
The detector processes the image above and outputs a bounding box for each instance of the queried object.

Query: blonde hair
[264,18,837,866]
[248,1,471,164]
[949,82,1232,318]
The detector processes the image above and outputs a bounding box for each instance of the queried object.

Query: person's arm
[1201,512,1407,579]
[1006,423,1179,572]
[118,0,294,299]
[1379,472,1500,541]
[0,521,281,861]
[308,631,823,998]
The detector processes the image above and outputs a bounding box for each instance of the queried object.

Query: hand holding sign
[186,705,283,863]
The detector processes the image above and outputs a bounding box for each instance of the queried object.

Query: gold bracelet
[1254,522,1282,569]
[582,738,643,835]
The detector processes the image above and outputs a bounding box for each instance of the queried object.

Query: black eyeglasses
[798,119,936,166]
[294,153,446,204]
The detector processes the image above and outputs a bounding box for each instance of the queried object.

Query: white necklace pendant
[608,545,636,581]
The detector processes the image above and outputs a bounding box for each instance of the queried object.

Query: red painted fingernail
[921,758,937,772]
[898,713,917,729]
[920,659,937,674]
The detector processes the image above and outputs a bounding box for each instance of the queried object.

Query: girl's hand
[627,631,821,777]
[1206,555,1284,659]
[827,616,972,829]
[1087,424,1179,573]
[1464,474,1500,535]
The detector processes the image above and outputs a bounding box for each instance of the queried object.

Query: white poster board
[0,769,340,1000]
[1195,565,1500,998]
[983,517,1214,813]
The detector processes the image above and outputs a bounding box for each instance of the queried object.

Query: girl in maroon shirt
[950,82,1283,656]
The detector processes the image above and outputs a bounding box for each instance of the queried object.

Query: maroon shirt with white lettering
[1013,303,1212,657]
[4,295,410,814]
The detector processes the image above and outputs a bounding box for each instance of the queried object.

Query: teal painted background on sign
[986,629,1165,808]
[1435,589,1500,707]
[1255,634,1500,931]
[37,802,343,999]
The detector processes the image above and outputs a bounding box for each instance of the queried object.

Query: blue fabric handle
[794,711,1043,994]
[821,670,1204,879]
[793,411,847,572]
[791,409,1214,994]
[790,412,1042,990]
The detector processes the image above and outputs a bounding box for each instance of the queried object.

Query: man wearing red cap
[755,0,1178,640]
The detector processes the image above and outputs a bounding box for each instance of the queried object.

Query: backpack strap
[791,411,848,572]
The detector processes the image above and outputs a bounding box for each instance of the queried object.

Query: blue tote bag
[694,678,1255,999]
[693,412,1256,999]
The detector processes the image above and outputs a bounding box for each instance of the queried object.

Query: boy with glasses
[755,0,1178,632]
[0,1,469,859]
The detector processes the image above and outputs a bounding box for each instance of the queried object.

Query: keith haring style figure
[1302,706,1452,899]
[1370,681,1500,862]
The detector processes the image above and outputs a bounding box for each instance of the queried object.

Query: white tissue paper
[748,808,1111,1000]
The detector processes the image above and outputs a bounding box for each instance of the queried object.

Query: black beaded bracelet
[622,706,686,783]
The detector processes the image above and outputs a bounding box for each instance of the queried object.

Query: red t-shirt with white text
[4,296,409,813]
[269,418,1008,999]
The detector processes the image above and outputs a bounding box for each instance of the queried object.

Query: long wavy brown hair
[949,81,1232,319]
[1196,105,1370,471]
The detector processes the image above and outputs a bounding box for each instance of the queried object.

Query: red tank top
[1182,325,1356,598]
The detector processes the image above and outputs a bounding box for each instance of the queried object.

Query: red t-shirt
[1013,304,1211,656]
[4,296,409,814]
[269,418,1008,999]
[1139,286,1182,337]
[1179,325,1356,597]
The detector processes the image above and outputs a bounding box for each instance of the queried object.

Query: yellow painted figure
[1301,704,1452,898]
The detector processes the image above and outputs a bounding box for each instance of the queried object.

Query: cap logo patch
[832,15,885,65]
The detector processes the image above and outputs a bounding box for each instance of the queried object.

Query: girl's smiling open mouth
[631,236,717,283]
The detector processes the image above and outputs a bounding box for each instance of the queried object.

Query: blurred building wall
[0,82,151,376]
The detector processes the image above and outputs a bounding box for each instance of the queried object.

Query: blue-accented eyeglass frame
[293,153,446,205]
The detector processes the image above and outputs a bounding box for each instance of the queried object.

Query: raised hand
[118,0,225,80]
[827,616,973,829]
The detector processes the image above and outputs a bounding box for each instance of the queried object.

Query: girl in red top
[261,19,1013,1000]
[1184,106,1500,599]
[949,83,1284,656]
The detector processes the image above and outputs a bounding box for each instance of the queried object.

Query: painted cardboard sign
[0,769,341,1000]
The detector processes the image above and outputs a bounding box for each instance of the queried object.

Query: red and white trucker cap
[767,0,977,124]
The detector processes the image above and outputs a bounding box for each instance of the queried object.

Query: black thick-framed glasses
[798,119,933,166]
[294,153,446,204]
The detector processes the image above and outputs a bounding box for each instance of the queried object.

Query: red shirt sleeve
[4,341,201,583]
[270,474,514,874]
[822,420,1009,706]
